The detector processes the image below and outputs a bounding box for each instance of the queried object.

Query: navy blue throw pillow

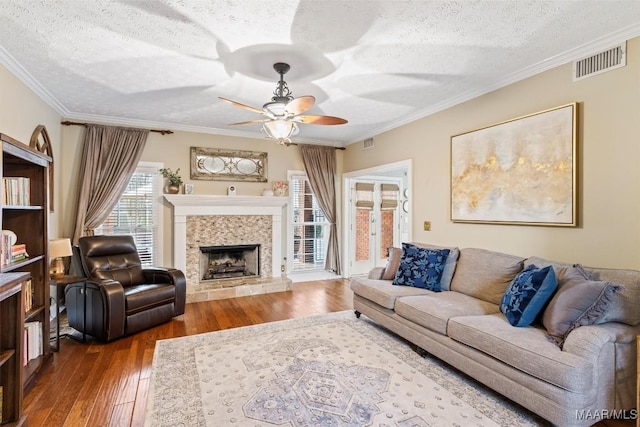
[500,264,558,327]
[392,243,450,291]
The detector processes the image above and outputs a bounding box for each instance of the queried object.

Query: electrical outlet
[423,221,431,231]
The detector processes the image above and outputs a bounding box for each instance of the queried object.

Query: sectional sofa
[350,243,640,426]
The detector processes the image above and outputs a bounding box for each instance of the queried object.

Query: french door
[350,180,401,276]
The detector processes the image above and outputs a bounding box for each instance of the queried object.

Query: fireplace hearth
[200,244,260,281]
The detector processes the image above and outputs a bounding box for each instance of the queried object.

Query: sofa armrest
[368,267,385,280]
[562,322,640,359]
[142,268,187,315]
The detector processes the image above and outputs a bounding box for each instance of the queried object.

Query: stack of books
[11,243,28,262]
[1,239,28,266]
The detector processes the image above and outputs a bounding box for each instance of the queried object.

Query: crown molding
[346,23,640,145]
[0,46,70,115]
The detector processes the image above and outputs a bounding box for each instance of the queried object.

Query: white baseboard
[288,270,342,283]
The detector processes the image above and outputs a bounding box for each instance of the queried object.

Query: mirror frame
[190,147,268,182]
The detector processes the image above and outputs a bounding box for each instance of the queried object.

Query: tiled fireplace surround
[164,195,292,302]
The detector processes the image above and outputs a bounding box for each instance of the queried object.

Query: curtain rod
[61,120,174,135]
[287,142,346,150]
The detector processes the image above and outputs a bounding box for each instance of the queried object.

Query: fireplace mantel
[164,195,288,278]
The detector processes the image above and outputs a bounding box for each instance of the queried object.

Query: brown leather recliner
[65,235,186,342]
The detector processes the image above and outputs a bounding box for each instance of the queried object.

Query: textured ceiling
[0,1,639,146]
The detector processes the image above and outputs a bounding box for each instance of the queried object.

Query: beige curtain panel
[72,125,149,244]
[299,144,341,275]
[355,182,374,209]
[381,183,399,210]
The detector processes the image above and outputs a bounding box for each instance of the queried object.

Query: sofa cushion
[350,277,433,309]
[500,264,557,327]
[395,293,500,335]
[381,246,403,280]
[448,313,593,392]
[411,242,460,291]
[450,248,524,304]
[392,243,450,291]
[525,256,640,326]
[542,265,622,346]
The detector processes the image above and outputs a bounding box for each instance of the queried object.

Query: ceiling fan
[220,62,348,145]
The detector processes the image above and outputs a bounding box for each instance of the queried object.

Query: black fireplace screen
[200,244,260,280]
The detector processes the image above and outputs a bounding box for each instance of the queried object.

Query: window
[289,172,330,272]
[95,161,163,267]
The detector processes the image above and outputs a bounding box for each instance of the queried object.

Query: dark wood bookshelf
[0,272,29,426]
[0,133,52,425]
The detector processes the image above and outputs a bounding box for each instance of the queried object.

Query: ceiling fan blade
[285,96,316,115]
[219,97,265,114]
[228,119,269,125]
[293,115,348,125]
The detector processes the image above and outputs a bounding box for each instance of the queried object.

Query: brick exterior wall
[355,209,370,261]
[355,209,395,261]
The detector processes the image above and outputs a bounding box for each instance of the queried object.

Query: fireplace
[200,244,260,281]
[164,195,291,302]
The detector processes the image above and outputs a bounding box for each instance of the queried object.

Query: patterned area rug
[145,311,546,426]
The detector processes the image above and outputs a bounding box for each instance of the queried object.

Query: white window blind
[290,173,330,271]
[95,162,163,267]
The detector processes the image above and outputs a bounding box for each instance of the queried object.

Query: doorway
[343,160,412,277]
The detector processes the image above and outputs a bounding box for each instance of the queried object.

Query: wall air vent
[363,138,374,150]
[573,42,626,81]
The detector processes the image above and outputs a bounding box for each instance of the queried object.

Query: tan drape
[72,125,149,244]
[299,144,341,275]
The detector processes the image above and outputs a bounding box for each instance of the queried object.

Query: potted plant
[159,167,183,194]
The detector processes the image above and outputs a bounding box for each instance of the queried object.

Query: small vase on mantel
[165,184,180,194]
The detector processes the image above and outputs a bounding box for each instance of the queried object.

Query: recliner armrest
[142,268,187,316]
[65,278,126,342]
[142,267,183,284]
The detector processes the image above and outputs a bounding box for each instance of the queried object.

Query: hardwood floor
[23,279,631,426]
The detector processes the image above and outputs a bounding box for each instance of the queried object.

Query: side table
[50,275,86,351]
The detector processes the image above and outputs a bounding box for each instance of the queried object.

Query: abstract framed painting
[450,103,578,226]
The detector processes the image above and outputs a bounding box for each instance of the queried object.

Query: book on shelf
[0,385,3,422]
[24,321,43,362]
[23,279,33,312]
[2,177,30,206]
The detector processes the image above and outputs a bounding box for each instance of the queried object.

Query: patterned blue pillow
[500,264,558,327]
[392,243,450,291]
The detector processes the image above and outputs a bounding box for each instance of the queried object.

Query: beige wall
[343,37,640,269]
[59,128,321,266]
[4,35,635,271]
[0,64,62,238]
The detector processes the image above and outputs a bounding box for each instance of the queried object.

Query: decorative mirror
[190,147,268,182]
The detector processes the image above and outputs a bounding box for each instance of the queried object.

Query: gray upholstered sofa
[351,244,640,426]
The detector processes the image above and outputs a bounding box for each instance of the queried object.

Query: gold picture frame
[190,147,268,182]
[450,103,578,226]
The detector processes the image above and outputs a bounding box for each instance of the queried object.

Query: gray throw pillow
[542,265,622,347]
[381,247,403,280]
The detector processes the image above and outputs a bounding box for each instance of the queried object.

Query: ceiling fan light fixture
[262,120,298,144]
[263,101,288,117]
